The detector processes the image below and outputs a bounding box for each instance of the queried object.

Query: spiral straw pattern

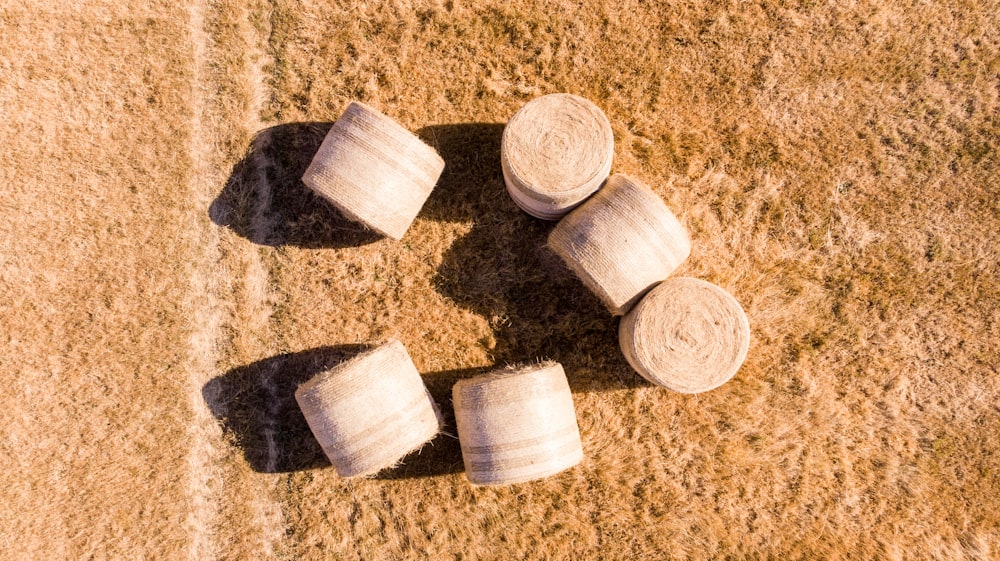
[548,174,691,315]
[453,362,584,486]
[301,102,445,240]
[619,277,750,393]
[294,340,442,478]
[501,94,614,220]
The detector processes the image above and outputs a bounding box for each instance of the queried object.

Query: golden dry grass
[2,0,998,558]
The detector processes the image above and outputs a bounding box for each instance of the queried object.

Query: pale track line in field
[247,128,280,245]
[238,3,288,557]
[245,0,276,244]
[260,359,281,474]
[183,1,224,559]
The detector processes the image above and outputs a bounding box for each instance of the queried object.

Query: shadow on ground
[418,123,647,393]
[203,345,368,473]
[415,123,509,223]
[208,122,381,248]
[204,345,483,478]
[205,121,647,477]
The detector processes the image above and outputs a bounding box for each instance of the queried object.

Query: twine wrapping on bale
[619,277,750,393]
[548,174,691,315]
[501,93,614,220]
[453,362,584,486]
[301,101,445,240]
[294,339,442,478]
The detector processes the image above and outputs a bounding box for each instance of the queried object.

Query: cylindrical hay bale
[301,102,445,240]
[501,93,614,220]
[294,340,442,478]
[619,277,750,393]
[548,174,691,315]
[453,362,584,485]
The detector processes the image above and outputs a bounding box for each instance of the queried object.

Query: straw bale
[501,93,614,219]
[619,277,750,393]
[548,174,691,315]
[453,362,584,485]
[302,102,445,240]
[294,340,442,478]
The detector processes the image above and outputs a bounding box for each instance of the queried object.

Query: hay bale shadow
[415,122,508,223]
[206,349,482,478]
[203,345,369,473]
[209,122,381,248]
[419,123,648,392]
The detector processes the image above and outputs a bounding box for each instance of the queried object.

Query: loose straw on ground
[294,340,442,478]
[619,277,750,393]
[548,174,691,315]
[501,93,614,220]
[453,362,584,485]
[302,101,445,240]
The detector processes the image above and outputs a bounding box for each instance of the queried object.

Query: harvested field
[1,0,998,559]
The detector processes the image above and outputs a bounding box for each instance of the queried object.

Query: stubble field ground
[1,0,998,558]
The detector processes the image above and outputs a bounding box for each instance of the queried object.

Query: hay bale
[301,102,445,240]
[548,174,691,315]
[453,362,584,485]
[294,339,442,478]
[501,93,614,220]
[619,277,750,393]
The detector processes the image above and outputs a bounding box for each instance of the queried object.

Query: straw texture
[301,101,445,240]
[453,362,584,486]
[548,174,691,315]
[501,93,614,220]
[619,277,750,393]
[294,340,443,478]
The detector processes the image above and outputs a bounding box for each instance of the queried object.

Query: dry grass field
[2,0,998,558]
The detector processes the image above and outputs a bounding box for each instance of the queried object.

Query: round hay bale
[548,174,691,315]
[453,361,584,485]
[501,93,614,220]
[301,101,445,240]
[619,277,750,393]
[293,339,442,478]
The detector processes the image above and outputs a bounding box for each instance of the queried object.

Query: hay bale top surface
[620,277,750,393]
[501,93,613,209]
